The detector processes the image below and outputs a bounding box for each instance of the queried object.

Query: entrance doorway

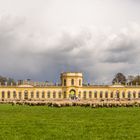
[69,89,76,100]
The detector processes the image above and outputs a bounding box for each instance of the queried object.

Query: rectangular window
[71,79,74,86]
[79,79,81,86]
[64,79,66,86]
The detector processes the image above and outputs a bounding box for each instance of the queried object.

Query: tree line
[112,73,140,85]
[0,76,16,85]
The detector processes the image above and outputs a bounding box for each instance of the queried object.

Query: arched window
[2,91,5,98]
[58,91,62,98]
[128,91,131,99]
[64,79,66,86]
[94,91,97,98]
[138,91,140,98]
[122,91,125,98]
[105,91,108,98]
[19,92,22,99]
[31,91,34,98]
[78,91,81,98]
[71,79,74,86]
[83,91,86,99]
[100,91,103,98]
[133,91,136,98]
[7,91,10,98]
[69,93,71,98]
[36,91,39,98]
[64,91,66,98]
[110,92,113,98]
[47,91,50,98]
[13,91,17,98]
[116,91,120,98]
[53,91,56,98]
[89,91,92,98]
[24,91,28,99]
[42,91,45,98]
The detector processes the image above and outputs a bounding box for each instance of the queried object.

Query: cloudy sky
[0,0,140,84]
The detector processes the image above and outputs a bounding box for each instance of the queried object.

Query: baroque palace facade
[0,72,140,101]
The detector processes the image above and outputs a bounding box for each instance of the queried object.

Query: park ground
[0,104,140,140]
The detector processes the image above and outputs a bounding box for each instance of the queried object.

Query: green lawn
[0,105,140,140]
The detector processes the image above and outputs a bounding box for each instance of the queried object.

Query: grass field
[0,105,140,140]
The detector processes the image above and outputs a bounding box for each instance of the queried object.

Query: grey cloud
[1,16,140,84]
[100,28,140,64]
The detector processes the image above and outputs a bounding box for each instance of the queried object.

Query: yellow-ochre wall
[0,72,140,101]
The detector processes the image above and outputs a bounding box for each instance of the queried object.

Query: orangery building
[0,72,140,101]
